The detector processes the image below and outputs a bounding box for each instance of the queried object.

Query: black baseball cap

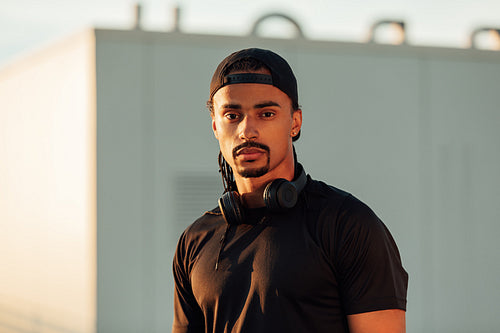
[209,48,299,110]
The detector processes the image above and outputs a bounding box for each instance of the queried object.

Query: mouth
[233,142,270,162]
[236,148,266,161]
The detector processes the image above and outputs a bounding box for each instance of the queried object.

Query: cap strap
[223,73,273,86]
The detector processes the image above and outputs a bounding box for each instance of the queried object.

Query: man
[172,48,408,333]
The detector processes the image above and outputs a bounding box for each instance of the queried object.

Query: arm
[347,309,406,333]
[332,197,408,330]
[172,232,205,333]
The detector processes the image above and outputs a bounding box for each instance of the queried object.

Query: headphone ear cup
[218,191,244,225]
[264,179,298,211]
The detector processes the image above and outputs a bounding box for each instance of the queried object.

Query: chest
[190,213,339,310]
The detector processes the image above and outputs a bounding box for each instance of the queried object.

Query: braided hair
[218,151,237,193]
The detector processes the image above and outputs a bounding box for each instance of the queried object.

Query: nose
[239,115,258,140]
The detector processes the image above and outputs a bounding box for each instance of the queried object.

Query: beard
[237,160,270,178]
[232,141,270,178]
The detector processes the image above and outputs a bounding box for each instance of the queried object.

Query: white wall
[0,30,96,332]
[424,58,500,332]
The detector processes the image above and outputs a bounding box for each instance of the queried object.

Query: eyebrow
[221,103,242,110]
[220,101,281,110]
[254,101,281,109]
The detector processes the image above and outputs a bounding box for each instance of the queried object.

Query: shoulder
[302,176,351,203]
[303,176,375,219]
[173,206,225,269]
[301,176,387,243]
[175,206,224,256]
[180,206,224,243]
[301,177,408,313]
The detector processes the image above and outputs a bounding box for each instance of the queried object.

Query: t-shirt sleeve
[172,230,205,333]
[332,196,408,315]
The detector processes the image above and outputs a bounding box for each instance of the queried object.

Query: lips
[236,147,266,161]
[232,142,270,162]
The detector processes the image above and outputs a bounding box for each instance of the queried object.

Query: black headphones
[218,163,307,225]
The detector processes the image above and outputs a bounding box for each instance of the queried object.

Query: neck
[236,178,268,208]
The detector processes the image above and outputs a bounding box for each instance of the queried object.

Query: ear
[291,109,302,137]
[211,113,219,140]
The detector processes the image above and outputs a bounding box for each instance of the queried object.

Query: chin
[237,165,269,178]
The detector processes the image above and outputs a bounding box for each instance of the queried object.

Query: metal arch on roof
[469,27,500,49]
[366,19,407,44]
[250,13,305,39]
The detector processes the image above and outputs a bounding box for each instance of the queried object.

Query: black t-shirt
[172,177,408,333]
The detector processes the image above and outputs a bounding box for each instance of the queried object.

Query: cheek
[269,121,292,140]
[216,127,233,145]
[269,124,293,152]
[216,129,235,159]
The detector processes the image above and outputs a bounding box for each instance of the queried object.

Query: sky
[1,0,500,67]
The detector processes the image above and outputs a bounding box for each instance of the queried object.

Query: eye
[224,112,240,120]
[261,111,276,118]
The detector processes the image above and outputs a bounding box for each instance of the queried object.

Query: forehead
[212,83,292,108]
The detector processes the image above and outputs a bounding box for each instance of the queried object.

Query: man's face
[211,78,302,180]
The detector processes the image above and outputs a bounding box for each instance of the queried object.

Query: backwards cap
[209,48,299,109]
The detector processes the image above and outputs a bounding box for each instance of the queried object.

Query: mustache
[232,141,270,159]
